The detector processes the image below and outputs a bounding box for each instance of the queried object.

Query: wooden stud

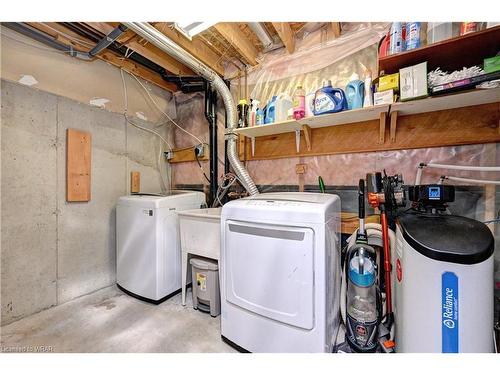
[130,171,141,193]
[328,22,342,40]
[67,129,91,202]
[272,22,296,54]
[302,124,312,151]
[379,111,387,144]
[390,110,398,142]
[214,23,259,66]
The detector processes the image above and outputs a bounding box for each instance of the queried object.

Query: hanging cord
[212,172,241,208]
[127,70,206,146]
[195,150,210,184]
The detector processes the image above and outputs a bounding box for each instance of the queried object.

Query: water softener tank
[394,185,495,353]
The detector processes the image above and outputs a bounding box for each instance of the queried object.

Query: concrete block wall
[1,79,171,325]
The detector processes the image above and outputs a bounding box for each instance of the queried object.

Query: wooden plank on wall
[168,146,209,164]
[67,128,91,202]
[243,103,500,160]
[131,171,141,193]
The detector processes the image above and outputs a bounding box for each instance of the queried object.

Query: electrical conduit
[123,22,259,196]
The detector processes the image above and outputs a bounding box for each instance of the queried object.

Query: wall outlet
[194,144,204,158]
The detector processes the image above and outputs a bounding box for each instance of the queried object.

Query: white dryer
[116,191,205,303]
[220,192,341,352]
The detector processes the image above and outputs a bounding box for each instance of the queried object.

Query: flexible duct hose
[124,22,259,196]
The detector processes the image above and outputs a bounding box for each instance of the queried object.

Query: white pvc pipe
[427,163,500,172]
[416,162,500,185]
[443,176,500,185]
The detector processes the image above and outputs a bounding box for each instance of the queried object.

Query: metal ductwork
[124,22,259,196]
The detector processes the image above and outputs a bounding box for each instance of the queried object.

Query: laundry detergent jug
[265,96,277,124]
[313,81,347,115]
[345,74,365,110]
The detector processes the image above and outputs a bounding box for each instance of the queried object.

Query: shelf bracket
[295,129,301,153]
[251,137,256,157]
[390,110,398,142]
[379,112,387,144]
[302,124,312,151]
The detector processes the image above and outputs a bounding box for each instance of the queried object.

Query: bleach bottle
[345,73,365,110]
[265,96,277,124]
[313,80,347,115]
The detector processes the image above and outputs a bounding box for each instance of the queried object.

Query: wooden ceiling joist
[84,22,195,76]
[271,22,296,54]
[213,23,259,66]
[153,23,225,76]
[25,22,177,92]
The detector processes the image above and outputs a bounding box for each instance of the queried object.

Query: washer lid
[398,213,494,265]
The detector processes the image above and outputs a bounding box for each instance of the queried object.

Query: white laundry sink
[178,207,222,259]
[178,207,222,306]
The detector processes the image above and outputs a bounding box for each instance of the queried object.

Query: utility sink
[178,207,222,305]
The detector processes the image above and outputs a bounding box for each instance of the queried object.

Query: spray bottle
[363,70,373,108]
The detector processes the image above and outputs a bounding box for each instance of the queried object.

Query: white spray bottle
[363,70,373,108]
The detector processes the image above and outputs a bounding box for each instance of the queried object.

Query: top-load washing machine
[116,191,205,304]
[220,192,341,352]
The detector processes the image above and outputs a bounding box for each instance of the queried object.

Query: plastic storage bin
[190,257,221,317]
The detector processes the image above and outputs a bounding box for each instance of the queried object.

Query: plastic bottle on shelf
[345,73,365,110]
[313,80,348,115]
[249,99,260,127]
[305,91,316,118]
[237,99,249,128]
[389,22,403,55]
[256,108,265,125]
[405,22,421,50]
[264,96,277,124]
[427,22,460,44]
[363,70,373,108]
[274,93,293,122]
[292,84,306,120]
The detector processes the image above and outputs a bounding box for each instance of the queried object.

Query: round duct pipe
[124,22,259,196]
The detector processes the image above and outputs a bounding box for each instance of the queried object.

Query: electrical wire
[120,69,174,151]
[195,151,211,184]
[127,71,206,146]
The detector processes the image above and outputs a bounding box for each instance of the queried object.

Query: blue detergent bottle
[265,95,277,124]
[313,80,348,115]
[345,73,365,110]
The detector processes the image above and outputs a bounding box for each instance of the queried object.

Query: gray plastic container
[190,257,220,317]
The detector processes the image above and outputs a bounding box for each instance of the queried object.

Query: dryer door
[224,220,315,330]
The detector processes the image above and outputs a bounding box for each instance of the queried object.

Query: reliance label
[441,272,459,353]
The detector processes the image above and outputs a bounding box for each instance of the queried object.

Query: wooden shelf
[391,88,500,116]
[233,104,389,138]
[378,25,500,75]
[239,88,499,161]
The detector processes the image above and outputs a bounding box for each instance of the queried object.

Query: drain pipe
[124,22,259,195]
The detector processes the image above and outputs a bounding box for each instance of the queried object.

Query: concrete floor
[0,286,236,353]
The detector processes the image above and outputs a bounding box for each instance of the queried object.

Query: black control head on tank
[407,184,455,213]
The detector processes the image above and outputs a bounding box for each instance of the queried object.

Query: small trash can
[190,257,220,317]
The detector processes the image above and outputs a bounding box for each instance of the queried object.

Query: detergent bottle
[313,80,348,115]
[237,99,249,128]
[345,73,365,110]
[274,93,293,122]
[292,84,306,120]
[264,96,277,124]
[256,108,265,125]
